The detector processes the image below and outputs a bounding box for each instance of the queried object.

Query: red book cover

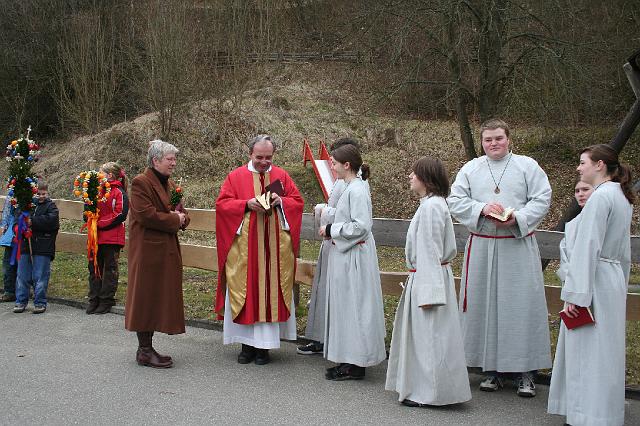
[559,306,595,330]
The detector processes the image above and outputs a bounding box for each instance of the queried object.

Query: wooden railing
[8,197,640,320]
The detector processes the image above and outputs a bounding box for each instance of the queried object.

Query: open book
[255,179,284,211]
[559,306,595,330]
[486,207,514,222]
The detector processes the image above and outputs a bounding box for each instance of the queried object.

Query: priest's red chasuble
[215,165,303,324]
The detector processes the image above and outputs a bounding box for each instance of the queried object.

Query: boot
[93,304,112,315]
[86,300,99,314]
[149,332,172,363]
[136,332,172,368]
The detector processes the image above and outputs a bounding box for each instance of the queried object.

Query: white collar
[247,161,272,173]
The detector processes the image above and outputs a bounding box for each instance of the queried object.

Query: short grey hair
[147,139,179,168]
[248,134,276,154]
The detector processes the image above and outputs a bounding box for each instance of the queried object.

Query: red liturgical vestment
[215,165,303,325]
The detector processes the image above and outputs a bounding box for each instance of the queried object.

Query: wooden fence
[16,197,640,320]
[206,51,373,68]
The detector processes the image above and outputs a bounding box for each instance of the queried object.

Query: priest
[215,134,304,365]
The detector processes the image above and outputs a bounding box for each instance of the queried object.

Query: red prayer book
[559,306,595,330]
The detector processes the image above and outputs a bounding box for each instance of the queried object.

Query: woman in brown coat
[125,139,190,368]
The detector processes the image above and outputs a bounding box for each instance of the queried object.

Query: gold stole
[225,172,295,322]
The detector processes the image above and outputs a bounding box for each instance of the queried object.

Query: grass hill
[20,64,639,232]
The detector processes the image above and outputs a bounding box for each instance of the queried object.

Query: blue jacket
[0,198,16,247]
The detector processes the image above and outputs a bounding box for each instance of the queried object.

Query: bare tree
[356,0,575,159]
[56,6,119,133]
[126,0,201,140]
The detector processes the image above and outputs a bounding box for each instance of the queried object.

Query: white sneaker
[479,375,504,392]
[517,373,536,397]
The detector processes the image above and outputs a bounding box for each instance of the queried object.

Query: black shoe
[86,302,99,314]
[325,364,365,381]
[93,304,111,315]
[297,341,323,355]
[255,349,270,365]
[237,344,256,364]
[401,399,426,408]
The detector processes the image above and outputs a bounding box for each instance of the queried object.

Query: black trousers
[88,244,121,306]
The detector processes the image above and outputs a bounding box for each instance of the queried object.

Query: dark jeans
[88,244,121,307]
[3,246,17,296]
[16,254,51,307]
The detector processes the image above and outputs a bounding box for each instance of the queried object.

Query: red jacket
[97,180,128,246]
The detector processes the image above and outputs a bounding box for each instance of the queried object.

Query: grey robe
[447,153,552,372]
[548,182,631,426]
[304,179,346,342]
[324,177,386,367]
[385,196,471,405]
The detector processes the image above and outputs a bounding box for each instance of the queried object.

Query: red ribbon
[462,232,534,312]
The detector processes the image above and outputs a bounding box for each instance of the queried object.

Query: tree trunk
[447,1,477,159]
[543,58,640,270]
[477,0,506,122]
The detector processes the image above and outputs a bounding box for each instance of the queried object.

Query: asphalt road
[1,302,638,425]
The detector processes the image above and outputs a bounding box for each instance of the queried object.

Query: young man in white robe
[548,145,633,426]
[447,119,552,397]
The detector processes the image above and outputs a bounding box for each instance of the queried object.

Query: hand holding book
[482,202,515,222]
[559,303,595,330]
[487,207,515,222]
[254,179,285,213]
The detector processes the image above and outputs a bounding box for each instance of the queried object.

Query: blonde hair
[101,161,127,192]
[480,118,510,139]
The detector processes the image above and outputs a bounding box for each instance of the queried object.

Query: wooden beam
[7,197,640,260]
[52,198,84,220]
[47,231,640,321]
[181,243,217,270]
[184,208,216,232]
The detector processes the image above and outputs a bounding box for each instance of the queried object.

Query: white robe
[548,181,631,426]
[447,153,552,372]
[304,179,346,342]
[223,290,297,349]
[385,196,471,405]
[324,177,386,367]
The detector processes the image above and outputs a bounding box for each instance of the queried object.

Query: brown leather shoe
[136,348,173,368]
[152,348,172,363]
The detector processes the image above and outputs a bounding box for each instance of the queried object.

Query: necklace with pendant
[593,179,611,191]
[487,153,512,194]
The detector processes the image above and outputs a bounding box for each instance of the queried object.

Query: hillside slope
[8,64,639,229]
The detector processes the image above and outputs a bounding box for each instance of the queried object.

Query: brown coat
[124,168,190,334]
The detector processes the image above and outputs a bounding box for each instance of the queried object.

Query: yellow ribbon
[81,210,100,278]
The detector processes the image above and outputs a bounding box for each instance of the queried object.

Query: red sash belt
[408,262,449,272]
[462,231,535,312]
